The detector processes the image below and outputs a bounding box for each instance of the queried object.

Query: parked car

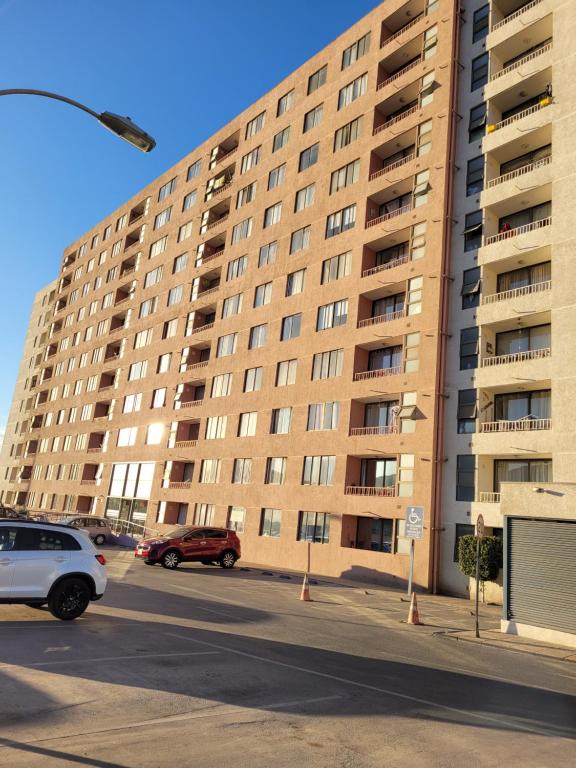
[134,526,241,570]
[0,520,107,620]
[63,516,112,545]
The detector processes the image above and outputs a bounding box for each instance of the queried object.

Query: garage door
[507,518,576,634]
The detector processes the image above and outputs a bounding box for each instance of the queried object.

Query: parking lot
[0,551,574,768]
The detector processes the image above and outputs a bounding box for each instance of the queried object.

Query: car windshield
[164,527,192,539]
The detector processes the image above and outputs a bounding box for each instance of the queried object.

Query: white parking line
[0,650,218,670]
[164,632,575,740]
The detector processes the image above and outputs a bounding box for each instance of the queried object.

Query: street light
[0,89,156,152]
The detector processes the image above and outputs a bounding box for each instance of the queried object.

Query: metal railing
[366,203,413,228]
[478,492,501,503]
[369,153,415,181]
[357,308,406,328]
[486,155,551,188]
[349,425,397,436]
[373,104,419,136]
[377,57,422,90]
[380,13,424,48]
[490,41,552,82]
[479,418,551,433]
[345,486,396,497]
[362,253,410,278]
[179,399,204,409]
[487,100,551,133]
[481,280,551,305]
[174,439,198,448]
[491,0,543,31]
[480,347,550,367]
[108,517,161,542]
[484,216,551,246]
[354,365,402,381]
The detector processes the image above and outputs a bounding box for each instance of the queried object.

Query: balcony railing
[480,347,550,367]
[373,104,419,136]
[362,253,410,278]
[195,249,224,267]
[80,479,97,486]
[195,285,220,299]
[205,214,229,232]
[481,280,551,305]
[187,360,209,370]
[167,481,192,489]
[357,309,407,328]
[87,446,104,453]
[484,216,551,246]
[380,13,424,48]
[369,153,415,182]
[174,439,198,448]
[179,399,204,409]
[487,99,551,134]
[478,492,501,503]
[354,365,402,382]
[190,322,215,335]
[486,155,551,188]
[345,485,396,497]
[377,57,422,90]
[479,418,551,433]
[208,180,233,199]
[491,0,543,31]
[490,41,552,83]
[366,203,413,228]
[215,146,237,165]
[349,425,397,436]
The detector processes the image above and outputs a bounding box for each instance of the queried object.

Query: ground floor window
[260,508,282,538]
[227,506,246,533]
[298,511,330,543]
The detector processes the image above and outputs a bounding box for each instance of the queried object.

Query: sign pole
[475,514,485,639]
[403,506,424,598]
[407,538,415,597]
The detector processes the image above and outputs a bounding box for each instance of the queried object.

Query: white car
[0,520,107,620]
[63,515,113,545]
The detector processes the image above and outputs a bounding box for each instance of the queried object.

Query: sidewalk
[439,628,576,663]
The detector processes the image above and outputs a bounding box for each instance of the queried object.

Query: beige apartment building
[2,0,576,629]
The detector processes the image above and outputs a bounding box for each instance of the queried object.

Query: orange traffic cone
[407,591,423,625]
[300,573,312,602]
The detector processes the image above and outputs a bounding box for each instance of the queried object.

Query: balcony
[369,151,416,183]
[479,418,550,433]
[199,199,230,236]
[129,198,149,225]
[484,216,551,247]
[489,40,552,85]
[479,212,551,266]
[357,309,406,328]
[366,203,413,228]
[120,256,138,277]
[124,224,145,251]
[114,283,134,306]
[94,401,112,419]
[87,433,106,453]
[98,371,116,391]
[349,425,397,437]
[345,486,396,497]
[483,98,552,154]
[373,102,420,137]
[481,279,551,306]
[205,163,235,203]
[195,235,225,267]
[481,347,550,368]
[110,312,128,333]
[354,365,402,382]
[104,342,122,362]
[482,153,551,208]
[488,0,551,50]
[380,0,434,48]
[478,278,551,325]
[208,131,239,170]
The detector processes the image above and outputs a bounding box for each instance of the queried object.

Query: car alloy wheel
[220,550,236,569]
[94,534,106,545]
[162,551,181,569]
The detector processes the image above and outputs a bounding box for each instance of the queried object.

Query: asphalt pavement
[0,551,574,767]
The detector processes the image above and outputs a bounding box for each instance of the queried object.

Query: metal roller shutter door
[507,518,576,634]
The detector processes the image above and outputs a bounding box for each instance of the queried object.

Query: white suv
[0,521,107,620]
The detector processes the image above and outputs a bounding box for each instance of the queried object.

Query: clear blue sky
[0,0,380,430]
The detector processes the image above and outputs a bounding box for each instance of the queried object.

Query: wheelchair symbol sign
[405,506,424,539]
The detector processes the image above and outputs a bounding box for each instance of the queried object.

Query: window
[193,503,214,526]
[290,226,311,254]
[146,423,164,445]
[227,255,247,282]
[298,511,330,543]
[302,455,335,486]
[299,143,319,172]
[468,103,486,142]
[205,416,227,439]
[211,373,233,398]
[312,349,344,380]
[303,104,323,132]
[232,217,252,243]
[244,366,262,392]
[144,266,163,288]
[156,353,171,374]
[494,459,551,493]
[264,457,286,484]
[245,111,265,139]
[326,204,356,238]
[240,146,261,174]
[167,285,183,306]
[338,73,368,109]
[222,293,243,318]
[280,313,301,341]
[118,427,138,447]
[456,455,475,502]
[454,524,475,561]
[232,458,252,484]
[128,360,147,381]
[417,119,433,157]
[342,31,370,69]
[182,191,196,211]
[272,127,290,152]
[187,160,201,181]
[294,183,315,212]
[413,170,430,207]
[217,333,237,357]
[152,388,166,408]
[460,327,479,370]
[317,299,348,330]
[472,5,489,43]
[227,506,246,533]
[277,89,294,117]
[236,182,257,209]
[178,221,193,242]
[276,359,297,386]
[258,241,277,268]
[334,116,362,150]
[466,156,484,196]
[268,164,286,190]
[238,411,257,437]
[248,324,268,349]
[270,407,292,435]
[150,236,168,258]
[457,389,477,434]
[308,64,327,94]
[154,206,172,229]
[321,251,351,284]
[263,202,282,228]
[464,210,483,251]
[123,393,142,413]
[420,70,435,106]
[134,328,153,349]
[471,53,489,91]
[162,318,178,339]
[423,24,438,59]
[307,402,339,431]
[461,267,481,309]
[330,159,360,194]
[286,269,305,296]
[200,459,221,484]
[496,261,551,294]
[260,508,282,537]
[254,282,272,307]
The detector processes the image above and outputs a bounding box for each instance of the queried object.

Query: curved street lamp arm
[0,89,100,119]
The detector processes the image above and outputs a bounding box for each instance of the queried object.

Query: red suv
[134,526,241,570]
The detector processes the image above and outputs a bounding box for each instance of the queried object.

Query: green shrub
[457,535,503,582]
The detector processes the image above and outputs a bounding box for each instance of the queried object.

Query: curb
[436,630,576,663]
